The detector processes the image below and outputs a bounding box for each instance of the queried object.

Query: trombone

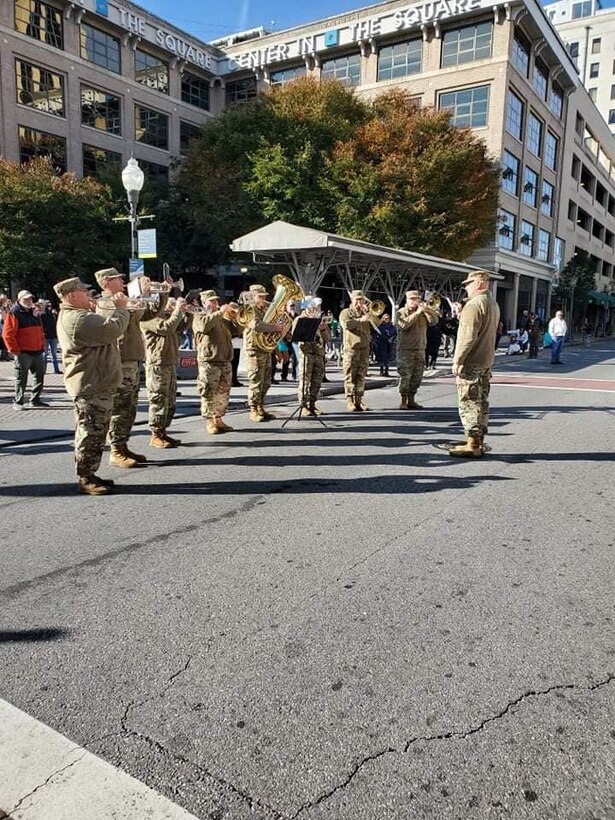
[361,297,385,333]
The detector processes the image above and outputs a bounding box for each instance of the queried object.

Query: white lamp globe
[121,157,145,194]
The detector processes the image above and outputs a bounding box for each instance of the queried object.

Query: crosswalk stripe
[0,699,198,820]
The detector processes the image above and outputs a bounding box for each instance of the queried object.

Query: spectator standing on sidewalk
[548,310,567,365]
[526,313,542,359]
[0,295,13,361]
[55,277,130,495]
[40,301,61,374]
[1,289,47,410]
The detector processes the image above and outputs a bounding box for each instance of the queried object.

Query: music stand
[281,317,327,428]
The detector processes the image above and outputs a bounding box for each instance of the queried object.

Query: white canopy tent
[230,220,500,319]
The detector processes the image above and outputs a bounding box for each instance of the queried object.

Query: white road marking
[0,699,198,820]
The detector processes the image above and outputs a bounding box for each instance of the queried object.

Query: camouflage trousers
[343,349,369,399]
[146,363,177,432]
[197,360,231,418]
[108,361,140,446]
[73,392,114,478]
[298,351,324,405]
[246,350,271,407]
[397,350,425,397]
[456,366,492,438]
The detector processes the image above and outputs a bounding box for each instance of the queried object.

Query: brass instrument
[221,302,241,322]
[424,293,441,311]
[254,275,304,352]
[125,296,159,311]
[361,297,385,333]
[149,277,184,294]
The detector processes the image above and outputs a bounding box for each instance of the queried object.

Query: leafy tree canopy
[0,158,125,297]
[557,250,597,304]
[170,79,500,267]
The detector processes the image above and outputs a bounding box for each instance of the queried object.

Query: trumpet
[149,277,184,294]
[126,296,159,311]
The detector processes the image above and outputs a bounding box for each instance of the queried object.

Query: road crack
[8,751,86,816]
[291,674,615,817]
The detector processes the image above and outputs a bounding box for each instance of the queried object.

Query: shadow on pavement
[0,628,69,643]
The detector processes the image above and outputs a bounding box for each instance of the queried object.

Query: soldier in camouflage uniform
[55,277,130,495]
[396,290,439,410]
[293,301,326,416]
[339,290,381,411]
[193,289,237,434]
[95,268,166,468]
[243,283,286,423]
[141,297,190,448]
[451,270,500,458]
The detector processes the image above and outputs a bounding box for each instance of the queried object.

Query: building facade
[1,0,614,326]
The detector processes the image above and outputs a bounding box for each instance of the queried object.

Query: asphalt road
[1,343,614,820]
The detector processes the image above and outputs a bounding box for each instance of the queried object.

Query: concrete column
[530,277,538,312]
[511,272,520,329]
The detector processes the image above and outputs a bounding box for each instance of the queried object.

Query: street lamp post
[121,157,145,259]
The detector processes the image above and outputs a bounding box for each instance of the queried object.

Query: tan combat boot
[109,444,138,469]
[206,418,221,435]
[259,403,276,420]
[449,436,483,458]
[125,446,147,463]
[150,430,172,448]
[399,394,409,410]
[163,432,181,447]
[346,397,358,412]
[78,476,110,495]
[250,406,264,422]
[407,395,423,409]
[216,418,234,432]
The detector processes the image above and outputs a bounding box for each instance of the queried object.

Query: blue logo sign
[129,258,145,277]
[324,30,340,48]
[96,0,109,16]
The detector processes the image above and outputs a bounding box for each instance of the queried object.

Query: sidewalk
[0,361,451,448]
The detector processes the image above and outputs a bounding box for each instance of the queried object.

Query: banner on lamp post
[138,229,157,259]
[129,258,145,278]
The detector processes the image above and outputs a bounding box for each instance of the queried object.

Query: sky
[141,0,370,41]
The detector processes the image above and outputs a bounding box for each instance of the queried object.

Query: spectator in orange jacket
[1,289,47,409]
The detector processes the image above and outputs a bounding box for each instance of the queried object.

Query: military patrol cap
[94,267,124,287]
[461,269,491,286]
[200,289,219,301]
[249,284,267,295]
[406,290,420,299]
[54,277,90,298]
[350,290,365,300]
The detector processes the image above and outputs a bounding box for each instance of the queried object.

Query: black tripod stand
[281,317,327,429]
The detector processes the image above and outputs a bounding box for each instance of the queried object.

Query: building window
[15,59,64,117]
[589,87,597,102]
[139,160,169,187]
[592,38,601,54]
[501,150,520,196]
[572,1,592,17]
[533,60,548,100]
[545,132,558,170]
[321,54,361,86]
[181,72,210,110]
[441,21,492,68]
[526,112,543,157]
[179,121,200,155]
[541,179,555,217]
[225,76,257,105]
[537,229,550,262]
[270,65,307,85]
[589,62,599,78]
[378,39,422,80]
[80,23,120,74]
[81,86,121,135]
[134,105,168,150]
[549,83,563,118]
[82,144,122,179]
[498,210,516,250]
[18,126,66,172]
[519,220,534,256]
[609,109,615,124]
[439,85,489,127]
[511,30,530,77]
[505,90,524,140]
[135,49,169,94]
[523,166,538,207]
[15,0,63,49]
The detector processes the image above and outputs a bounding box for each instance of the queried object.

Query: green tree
[556,250,597,318]
[326,90,500,259]
[0,157,125,297]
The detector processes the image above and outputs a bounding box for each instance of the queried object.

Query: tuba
[253,274,304,353]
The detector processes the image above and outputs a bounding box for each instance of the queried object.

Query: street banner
[129,258,145,278]
[138,229,157,259]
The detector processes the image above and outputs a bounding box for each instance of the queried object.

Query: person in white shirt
[548,310,567,364]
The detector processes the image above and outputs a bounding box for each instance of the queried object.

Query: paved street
[1,343,614,820]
